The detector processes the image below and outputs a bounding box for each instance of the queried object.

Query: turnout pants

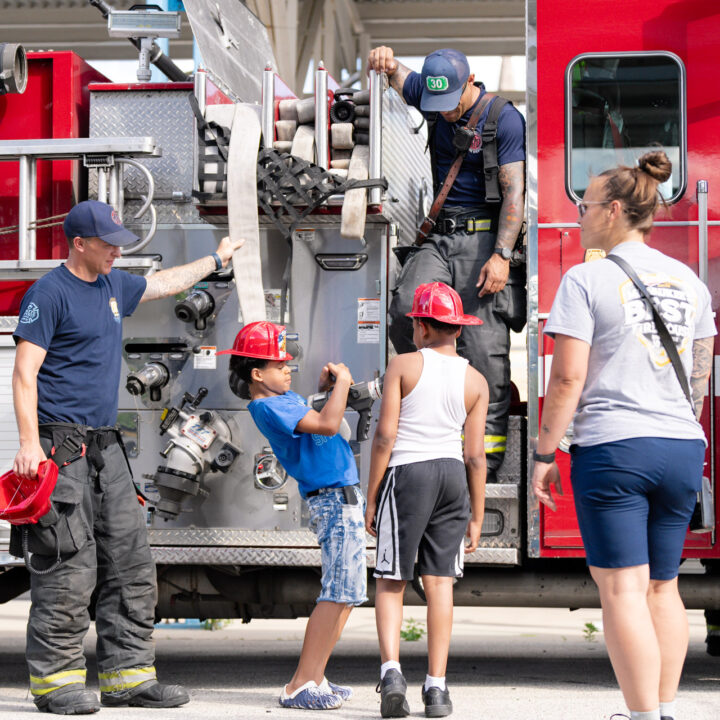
[16,425,157,704]
[389,228,526,474]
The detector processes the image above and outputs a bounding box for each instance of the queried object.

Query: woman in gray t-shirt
[532,151,715,720]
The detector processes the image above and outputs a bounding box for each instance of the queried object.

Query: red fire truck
[0,0,718,654]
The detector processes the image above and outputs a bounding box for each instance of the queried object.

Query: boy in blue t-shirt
[218,321,367,710]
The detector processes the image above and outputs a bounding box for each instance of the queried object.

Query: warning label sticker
[357,298,380,344]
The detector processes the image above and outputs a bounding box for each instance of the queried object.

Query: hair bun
[638,151,672,184]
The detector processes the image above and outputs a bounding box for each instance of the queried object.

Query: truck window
[566,52,686,202]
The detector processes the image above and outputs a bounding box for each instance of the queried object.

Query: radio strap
[417,93,494,245]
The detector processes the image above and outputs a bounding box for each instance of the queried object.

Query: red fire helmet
[0,460,59,525]
[217,320,294,361]
[407,282,483,326]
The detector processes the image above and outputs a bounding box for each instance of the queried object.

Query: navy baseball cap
[420,49,471,112]
[63,200,139,247]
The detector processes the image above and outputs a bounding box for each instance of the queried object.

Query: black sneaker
[376,669,410,718]
[421,685,452,718]
[101,680,189,708]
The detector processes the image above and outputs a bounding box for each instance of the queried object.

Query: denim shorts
[570,437,704,580]
[307,485,368,605]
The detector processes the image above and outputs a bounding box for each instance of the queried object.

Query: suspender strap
[607,254,693,406]
[482,96,510,203]
[416,93,495,245]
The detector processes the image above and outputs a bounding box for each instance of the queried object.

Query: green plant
[203,618,232,631]
[582,621,599,642]
[400,618,426,642]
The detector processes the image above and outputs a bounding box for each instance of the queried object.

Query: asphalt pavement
[0,598,718,720]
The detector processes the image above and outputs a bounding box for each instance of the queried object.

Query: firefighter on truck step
[367,45,527,481]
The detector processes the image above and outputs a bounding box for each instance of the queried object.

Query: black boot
[36,687,100,715]
[101,680,189,708]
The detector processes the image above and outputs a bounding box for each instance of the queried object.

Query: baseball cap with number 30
[420,48,471,112]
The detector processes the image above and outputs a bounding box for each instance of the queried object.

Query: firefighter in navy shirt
[12,200,245,715]
[367,46,527,477]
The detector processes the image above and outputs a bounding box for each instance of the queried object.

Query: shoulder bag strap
[416,92,495,245]
[607,254,693,407]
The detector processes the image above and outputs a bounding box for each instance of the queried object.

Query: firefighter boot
[35,686,100,715]
[101,680,189,708]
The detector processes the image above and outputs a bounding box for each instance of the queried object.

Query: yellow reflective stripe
[467,218,492,232]
[30,669,86,696]
[98,666,156,693]
[484,435,507,453]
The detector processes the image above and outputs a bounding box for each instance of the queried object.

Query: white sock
[630,710,660,720]
[283,681,316,699]
[424,675,446,691]
[380,661,401,680]
[660,700,677,719]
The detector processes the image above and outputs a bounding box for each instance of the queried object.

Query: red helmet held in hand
[217,320,294,361]
[0,460,59,525]
[407,282,483,326]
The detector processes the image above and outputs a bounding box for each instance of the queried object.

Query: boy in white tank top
[366,282,489,718]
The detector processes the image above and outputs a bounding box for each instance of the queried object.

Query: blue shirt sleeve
[496,104,526,166]
[251,393,310,439]
[13,285,60,351]
[402,71,423,109]
[118,270,147,317]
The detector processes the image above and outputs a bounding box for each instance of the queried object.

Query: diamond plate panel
[149,545,519,566]
[151,546,324,566]
[0,316,18,332]
[381,88,433,245]
[90,89,203,226]
[147,528,319,546]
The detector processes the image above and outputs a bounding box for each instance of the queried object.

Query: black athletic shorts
[373,458,470,580]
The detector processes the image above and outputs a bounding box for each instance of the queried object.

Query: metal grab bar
[116,157,157,254]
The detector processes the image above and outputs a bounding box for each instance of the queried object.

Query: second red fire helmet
[407,282,483,325]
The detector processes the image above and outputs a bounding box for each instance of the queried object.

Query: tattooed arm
[476,160,525,297]
[140,235,245,302]
[691,336,714,419]
[367,46,412,101]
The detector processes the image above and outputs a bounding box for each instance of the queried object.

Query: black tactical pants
[19,426,157,705]
[388,228,526,474]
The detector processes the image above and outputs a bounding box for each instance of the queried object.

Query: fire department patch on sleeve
[19,302,40,324]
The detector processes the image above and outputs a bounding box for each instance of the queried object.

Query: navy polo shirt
[14,265,147,427]
[403,74,526,209]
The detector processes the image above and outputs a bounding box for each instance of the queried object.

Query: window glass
[568,54,685,201]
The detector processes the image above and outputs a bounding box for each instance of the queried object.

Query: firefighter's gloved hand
[13,441,46,480]
[216,235,246,267]
[477,253,510,297]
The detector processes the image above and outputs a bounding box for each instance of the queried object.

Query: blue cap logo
[426,76,449,92]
